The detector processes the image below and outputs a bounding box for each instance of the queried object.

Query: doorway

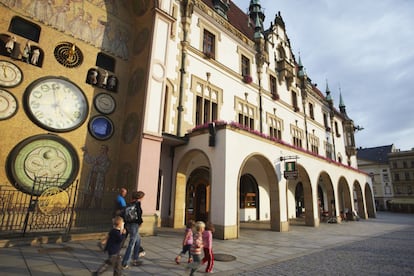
[186,168,210,223]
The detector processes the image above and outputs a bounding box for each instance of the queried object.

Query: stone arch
[365,183,376,218]
[238,153,280,232]
[353,181,366,219]
[317,172,335,222]
[287,164,314,226]
[173,149,211,228]
[337,177,352,222]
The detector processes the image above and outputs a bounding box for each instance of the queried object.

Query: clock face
[88,115,114,140]
[6,134,79,195]
[0,60,23,88]
[0,89,18,120]
[24,77,89,132]
[94,92,116,114]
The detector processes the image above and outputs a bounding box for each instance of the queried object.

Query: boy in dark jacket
[93,216,126,276]
[121,191,145,268]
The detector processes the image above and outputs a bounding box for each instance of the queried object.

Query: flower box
[243,75,252,84]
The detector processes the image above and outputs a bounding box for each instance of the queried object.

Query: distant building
[388,149,414,212]
[357,145,395,210]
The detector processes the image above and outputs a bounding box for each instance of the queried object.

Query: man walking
[122,191,145,269]
[114,187,127,217]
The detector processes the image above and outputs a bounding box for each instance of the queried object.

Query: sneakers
[175,255,181,264]
[188,257,193,263]
[132,260,143,266]
[139,250,146,258]
[121,264,129,270]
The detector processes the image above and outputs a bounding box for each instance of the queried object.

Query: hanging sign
[284,161,298,179]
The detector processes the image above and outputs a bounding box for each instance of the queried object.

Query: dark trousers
[95,254,122,276]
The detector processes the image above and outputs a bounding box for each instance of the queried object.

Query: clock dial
[88,115,114,140]
[0,89,18,120]
[94,92,116,114]
[6,134,79,195]
[24,77,89,132]
[0,60,23,87]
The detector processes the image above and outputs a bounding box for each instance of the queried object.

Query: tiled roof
[357,145,394,164]
[201,0,255,38]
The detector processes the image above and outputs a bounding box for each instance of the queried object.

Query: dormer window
[213,0,230,19]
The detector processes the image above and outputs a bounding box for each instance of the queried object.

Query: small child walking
[93,216,126,276]
[201,222,215,273]
[189,221,205,276]
[175,220,195,264]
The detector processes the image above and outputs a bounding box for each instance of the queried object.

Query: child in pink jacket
[202,222,215,273]
[175,220,195,264]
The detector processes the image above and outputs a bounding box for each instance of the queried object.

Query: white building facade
[156,0,375,239]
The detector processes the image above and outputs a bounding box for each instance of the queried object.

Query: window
[309,134,319,154]
[203,30,215,58]
[291,125,303,148]
[384,183,391,195]
[323,113,329,130]
[9,16,41,42]
[392,162,397,169]
[291,91,298,111]
[309,102,314,119]
[383,173,389,182]
[196,96,217,125]
[405,172,410,181]
[394,173,400,181]
[192,76,221,126]
[403,161,407,169]
[335,121,340,137]
[236,99,256,129]
[325,141,333,159]
[270,75,278,99]
[241,55,250,76]
[268,114,282,140]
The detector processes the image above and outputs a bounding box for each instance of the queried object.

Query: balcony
[276,59,295,79]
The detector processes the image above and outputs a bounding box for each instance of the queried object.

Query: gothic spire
[249,0,265,39]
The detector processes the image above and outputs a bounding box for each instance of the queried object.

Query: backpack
[123,203,138,223]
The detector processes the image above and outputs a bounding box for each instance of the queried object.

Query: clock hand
[2,64,7,78]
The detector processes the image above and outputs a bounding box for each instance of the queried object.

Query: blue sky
[232,0,414,151]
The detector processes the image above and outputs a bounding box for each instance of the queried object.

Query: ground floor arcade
[159,124,375,239]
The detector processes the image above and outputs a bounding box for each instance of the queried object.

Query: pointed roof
[357,145,394,164]
[201,0,254,39]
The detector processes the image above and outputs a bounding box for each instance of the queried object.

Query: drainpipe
[177,1,193,137]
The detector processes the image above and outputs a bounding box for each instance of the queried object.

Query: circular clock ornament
[0,60,23,87]
[0,89,18,120]
[54,42,83,68]
[38,187,70,215]
[88,115,114,140]
[24,76,89,132]
[6,134,79,196]
[94,92,116,114]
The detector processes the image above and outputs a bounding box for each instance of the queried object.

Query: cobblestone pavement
[233,221,414,275]
[0,212,413,275]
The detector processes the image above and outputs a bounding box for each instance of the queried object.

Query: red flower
[243,75,252,84]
